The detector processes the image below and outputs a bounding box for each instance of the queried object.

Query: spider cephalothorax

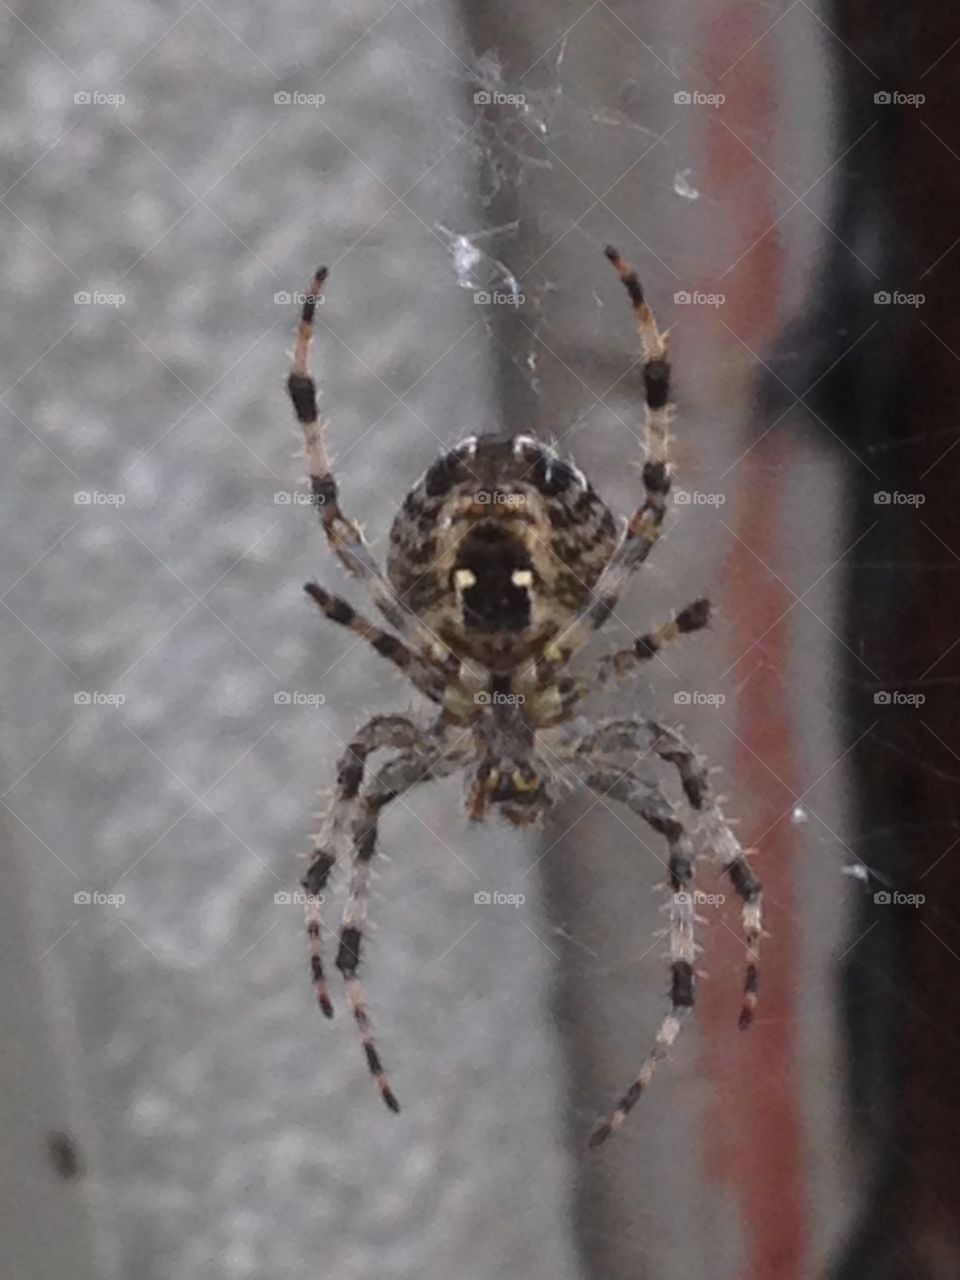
[285,248,763,1145]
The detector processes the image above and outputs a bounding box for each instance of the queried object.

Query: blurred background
[2,1,958,1277]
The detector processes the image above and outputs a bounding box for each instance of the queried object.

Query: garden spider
[286,247,762,1147]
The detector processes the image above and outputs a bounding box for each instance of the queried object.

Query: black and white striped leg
[336,793,402,1114]
[526,249,678,689]
[286,266,418,636]
[286,268,371,577]
[596,598,711,685]
[582,764,699,1147]
[304,583,447,704]
[333,746,466,1113]
[301,716,427,1020]
[572,717,763,1031]
[647,720,763,1030]
[302,849,337,1019]
[602,245,672,564]
[585,247,673,628]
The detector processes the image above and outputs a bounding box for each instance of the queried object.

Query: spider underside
[285,248,763,1147]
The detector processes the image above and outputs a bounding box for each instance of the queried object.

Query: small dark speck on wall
[46,1131,84,1181]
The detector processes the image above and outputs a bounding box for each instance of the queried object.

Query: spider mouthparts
[314,265,328,282]
[603,244,620,262]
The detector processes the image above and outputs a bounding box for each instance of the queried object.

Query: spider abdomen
[386,433,618,671]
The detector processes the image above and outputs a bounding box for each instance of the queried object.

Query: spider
[286,247,762,1147]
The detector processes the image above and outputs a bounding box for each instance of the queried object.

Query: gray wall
[2,2,857,1278]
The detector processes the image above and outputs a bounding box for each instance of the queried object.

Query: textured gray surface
[2,2,863,1278]
[1,4,578,1278]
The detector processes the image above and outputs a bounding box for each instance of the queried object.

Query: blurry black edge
[757,2,960,1276]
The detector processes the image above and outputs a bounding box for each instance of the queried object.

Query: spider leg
[334,736,471,1113]
[591,597,711,687]
[646,720,763,1029]
[304,583,447,704]
[530,247,675,687]
[301,715,428,1018]
[578,759,698,1147]
[574,717,762,1028]
[286,266,421,637]
[593,246,672,600]
[548,246,672,659]
[533,594,710,716]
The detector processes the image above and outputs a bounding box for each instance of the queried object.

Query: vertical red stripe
[699,6,810,1277]
[704,446,809,1277]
